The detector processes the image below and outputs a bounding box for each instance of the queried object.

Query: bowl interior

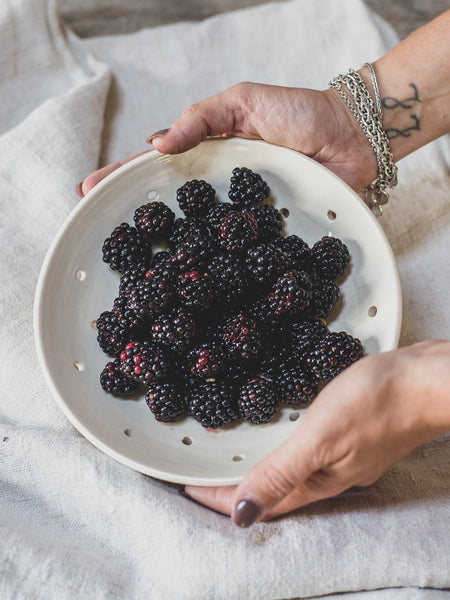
[34,138,402,485]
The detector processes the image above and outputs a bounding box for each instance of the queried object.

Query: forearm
[359,9,450,163]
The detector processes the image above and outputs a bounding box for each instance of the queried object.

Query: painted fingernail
[146,128,170,144]
[75,181,84,198]
[232,495,263,528]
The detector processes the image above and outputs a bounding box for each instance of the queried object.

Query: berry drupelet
[133,201,175,241]
[102,222,151,273]
[307,331,364,381]
[238,376,279,424]
[188,380,240,428]
[310,236,350,280]
[119,341,171,384]
[145,381,186,422]
[100,359,139,396]
[228,167,270,206]
[176,179,216,219]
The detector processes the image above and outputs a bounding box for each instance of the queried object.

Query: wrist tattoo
[381,83,421,139]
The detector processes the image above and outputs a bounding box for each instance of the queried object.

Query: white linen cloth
[0,0,449,598]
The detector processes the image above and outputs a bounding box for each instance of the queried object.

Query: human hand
[77,82,378,197]
[183,340,450,526]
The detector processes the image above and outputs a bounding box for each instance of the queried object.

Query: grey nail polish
[233,496,263,528]
[146,128,170,144]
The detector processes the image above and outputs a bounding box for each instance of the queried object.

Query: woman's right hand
[78,82,377,198]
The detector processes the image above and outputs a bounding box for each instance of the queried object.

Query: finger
[183,484,237,516]
[148,83,260,154]
[76,151,150,198]
[231,426,319,527]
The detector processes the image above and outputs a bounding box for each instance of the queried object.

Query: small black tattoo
[386,114,420,139]
[381,83,421,139]
[381,83,420,110]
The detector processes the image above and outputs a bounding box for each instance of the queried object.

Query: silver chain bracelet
[329,65,398,216]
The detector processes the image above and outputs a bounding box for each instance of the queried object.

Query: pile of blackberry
[97,168,363,428]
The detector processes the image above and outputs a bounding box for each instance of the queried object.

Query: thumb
[231,425,319,527]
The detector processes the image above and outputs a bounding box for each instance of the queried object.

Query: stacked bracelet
[329,64,398,216]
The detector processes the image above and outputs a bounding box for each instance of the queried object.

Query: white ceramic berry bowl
[34,138,402,486]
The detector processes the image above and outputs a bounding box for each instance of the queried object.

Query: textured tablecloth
[0,0,449,598]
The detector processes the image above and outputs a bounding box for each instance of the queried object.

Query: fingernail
[146,128,170,144]
[232,495,263,528]
[75,181,84,198]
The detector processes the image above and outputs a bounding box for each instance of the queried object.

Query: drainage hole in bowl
[73,361,85,372]
[327,210,337,221]
[232,454,245,462]
[147,189,159,201]
[76,270,87,281]
[91,320,98,330]
[280,208,289,218]
[182,436,193,446]
[289,411,300,422]
[124,429,132,437]
[368,306,377,317]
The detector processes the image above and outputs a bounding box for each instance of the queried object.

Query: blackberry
[308,274,340,319]
[102,222,151,273]
[206,202,235,230]
[248,205,283,242]
[245,243,289,286]
[188,380,240,428]
[176,271,213,311]
[238,377,278,424]
[257,337,293,379]
[146,252,176,283]
[186,340,228,379]
[220,360,253,388]
[119,341,171,384]
[221,312,263,361]
[268,270,313,317]
[151,307,198,354]
[307,331,364,381]
[290,317,329,363]
[275,363,319,406]
[176,179,216,218]
[119,263,149,295]
[245,295,281,334]
[126,277,174,321]
[170,233,213,274]
[274,235,311,272]
[145,381,186,422]
[100,359,139,396]
[310,236,350,280]
[96,311,127,357]
[113,293,143,330]
[217,210,258,254]
[168,218,211,250]
[207,254,248,304]
[133,201,175,241]
[228,167,270,206]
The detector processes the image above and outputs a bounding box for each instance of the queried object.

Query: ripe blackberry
[221,312,263,361]
[168,218,211,250]
[228,167,270,206]
[176,179,216,218]
[145,381,186,422]
[133,201,175,241]
[206,202,235,230]
[290,318,329,363]
[96,311,127,357]
[113,293,143,330]
[274,235,311,272]
[275,363,319,406]
[245,243,289,286]
[207,254,248,304]
[257,337,293,379]
[126,277,174,321]
[119,263,149,295]
[176,271,213,311]
[119,341,171,384]
[220,360,253,388]
[238,377,278,424]
[100,359,139,396]
[218,210,258,254]
[307,331,364,381]
[247,205,283,242]
[308,274,340,319]
[310,236,350,280]
[188,380,240,428]
[268,270,313,316]
[102,222,151,273]
[146,252,176,283]
[170,233,213,273]
[151,307,198,354]
[186,340,228,379]
[245,295,281,334]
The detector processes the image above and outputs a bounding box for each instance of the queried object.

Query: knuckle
[258,463,294,497]
[181,102,203,118]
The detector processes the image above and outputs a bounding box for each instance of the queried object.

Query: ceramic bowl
[34,138,402,485]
